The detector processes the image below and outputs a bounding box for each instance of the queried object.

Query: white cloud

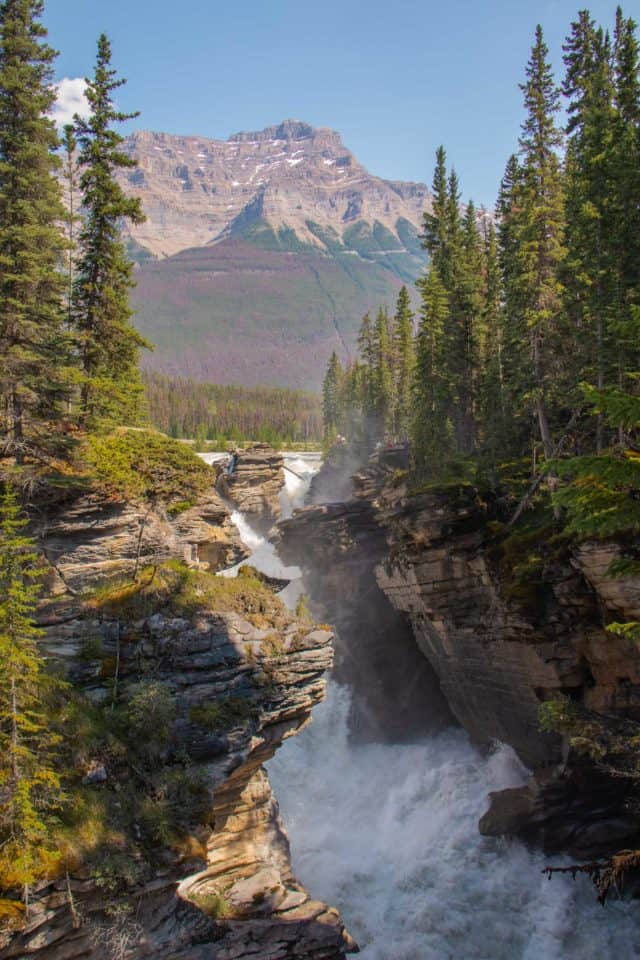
[50,77,90,128]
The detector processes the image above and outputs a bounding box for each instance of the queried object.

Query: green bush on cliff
[190,888,232,919]
[189,697,258,732]
[83,428,213,504]
[86,559,291,628]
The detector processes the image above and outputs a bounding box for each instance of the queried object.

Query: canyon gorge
[4,443,640,959]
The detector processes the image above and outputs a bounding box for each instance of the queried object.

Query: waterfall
[214,453,640,960]
[269,686,640,959]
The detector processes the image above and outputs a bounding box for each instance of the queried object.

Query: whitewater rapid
[214,453,640,960]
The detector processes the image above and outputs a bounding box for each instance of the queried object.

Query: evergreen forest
[323,9,640,553]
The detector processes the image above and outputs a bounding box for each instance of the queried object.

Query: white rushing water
[269,686,640,960]
[215,453,640,960]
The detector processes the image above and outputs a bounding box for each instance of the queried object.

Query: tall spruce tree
[455,199,483,453]
[0,486,62,904]
[392,286,415,440]
[412,266,452,475]
[480,221,510,462]
[357,312,376,441]
[0,0,71,464]
[322,351,343,440]
[611,8,640,402]
[372,307,394,438]
[563,16,617,451]
[61,124,79,333]
[72,33,148,429]
[422,145,449,278]
[513,25,566,461]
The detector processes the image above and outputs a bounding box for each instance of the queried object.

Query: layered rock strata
[276,483,453,743]
[1,488,354,959]
[217,444,285,534]
[37,488,248,593]
[277,452,640,858]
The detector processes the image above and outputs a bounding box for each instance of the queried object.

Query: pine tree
[513,25,566,461]
[421,145,449,275]
[611,8,640,401]
[72,33,149,429]
[61,124,79,333]
[412,266,452,475]
[454,199,483,453]
[372,307,394,438]
[496,153,532,455]
[0,0,72,464]
[392,286,415,440]
[322,351,343,439]
[563,16,617,451]
[357,312,376,441]
[0,485,62,905]
[479,221,510,461]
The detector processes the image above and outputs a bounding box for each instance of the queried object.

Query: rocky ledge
[276,452,640,860]
[36,489,248,594]
[217,444,285,534]
[0,484,354,959]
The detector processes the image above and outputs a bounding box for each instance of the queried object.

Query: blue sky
[45,0,634,207]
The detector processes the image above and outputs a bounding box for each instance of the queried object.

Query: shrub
[82,429,213,504]
[86,560,290,627]
[189,697,258,732]
[124,681,175,760]
[191,889,231,919]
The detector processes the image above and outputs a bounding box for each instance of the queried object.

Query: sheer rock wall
[0,483,354,960]
[276,453,640,859]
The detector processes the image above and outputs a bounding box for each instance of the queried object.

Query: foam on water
[218,454,320,583]
[218,454,640,958]
[269,684,640,960]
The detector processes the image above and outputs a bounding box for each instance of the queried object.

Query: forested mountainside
[116,122,431,389]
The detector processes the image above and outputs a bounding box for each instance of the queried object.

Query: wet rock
[218,444,285,534]
[35,489,247,595]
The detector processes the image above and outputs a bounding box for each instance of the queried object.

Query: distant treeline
[143,372,323,445]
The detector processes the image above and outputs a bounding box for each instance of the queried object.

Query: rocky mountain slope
[120,121,431,389]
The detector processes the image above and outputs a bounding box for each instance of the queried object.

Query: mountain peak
[228,120,331,143]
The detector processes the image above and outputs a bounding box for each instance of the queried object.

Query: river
[212,452,640,960]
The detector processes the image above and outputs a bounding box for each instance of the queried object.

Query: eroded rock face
[0,491,354,959]
[3,608,352,959]
[276,498,454,743]
[278,453,640,859]
[372,476,640,856]
[36,489,248,593]
[217,444,285,534]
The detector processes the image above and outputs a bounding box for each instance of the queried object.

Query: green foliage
[538,695,578,735]
[189,697,258,732]
[124,681,175,760]
[322,352,343,439]
[143,372,322,446]
[412,265,453,475]
[72,34,149,429]
[606,621,640,643]
[190,889,231,919]
[86,560,290,628]
[553,377,640,539]
[555,449,640,538]
[0,0,73,465]
[0,485,64,897]
[392,286,416,440]
[83,428,213,503]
